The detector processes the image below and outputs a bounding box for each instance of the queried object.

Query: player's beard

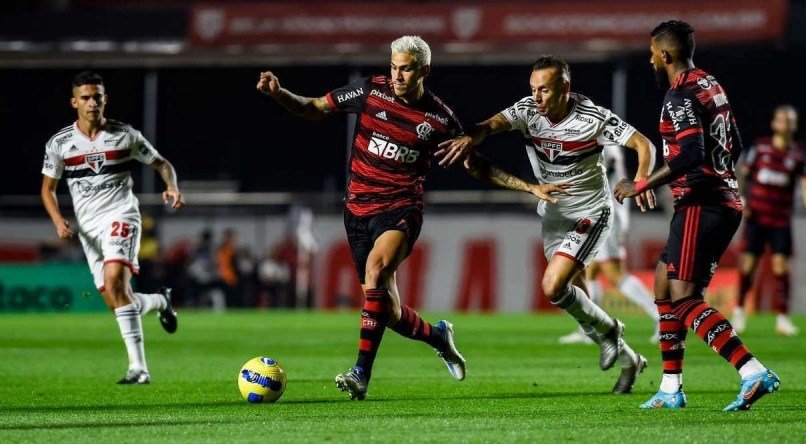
[653,67,669,88]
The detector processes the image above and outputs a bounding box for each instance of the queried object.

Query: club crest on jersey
[85,153,106,173]
[416,122,434,141]
[540,140,563,161]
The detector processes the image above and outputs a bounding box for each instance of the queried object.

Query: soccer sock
[618,275,660,322]
[132,292,168,316]
[389,305,444,349]
[114,303,148,372]
[772,273,790,314]
[656,299,686,392]
[585,279,603,305]
[553,285,615,335]
[355,288,390,379]
[672,296,755,372]
[737,270,753,307]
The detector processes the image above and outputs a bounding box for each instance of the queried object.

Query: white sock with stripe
[553,285,616,335]
[133,292,167,315]
[114,303,148,372]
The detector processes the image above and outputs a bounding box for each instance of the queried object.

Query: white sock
[553,286,616,335]
[660,373,682,393]
[114,303,148,372]
[738,358,766,379]
[618,274,659,321]
[618,339,637,369]
[586,279,603,305]
[133,292,167,315]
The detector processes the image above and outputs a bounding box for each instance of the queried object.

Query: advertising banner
[190,1,787,47]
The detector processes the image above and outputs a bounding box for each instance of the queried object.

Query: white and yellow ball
[238,357,287,403]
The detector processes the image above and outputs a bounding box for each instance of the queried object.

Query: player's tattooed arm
[40,175,74,239]
[436,113,511,167]
[463,152,571,203]
[256,71,332,122]
[149,156,185,210]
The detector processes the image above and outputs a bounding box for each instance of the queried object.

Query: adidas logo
[667,263,676,273]
[375,111,388,121]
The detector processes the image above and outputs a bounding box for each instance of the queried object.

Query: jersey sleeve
[41,139,64,179]
[500,97,532,135]
[131,129,160,164]
[325,77,371,114]
[595,107,636,146]
[666,88,706,175]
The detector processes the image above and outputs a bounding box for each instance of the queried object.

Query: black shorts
[344,206,423,284]
[742,219,793,256]
[660,205,741,287]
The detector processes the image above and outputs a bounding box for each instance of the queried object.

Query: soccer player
[256,36,466,400]
[615,20,780,410]
[438,55,656,394]
[41,71,183,384]
[559,145,660,345]
[732,105,805,336]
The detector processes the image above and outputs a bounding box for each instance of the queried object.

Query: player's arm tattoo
[469,113,513,145]
[150,156,180,190]
[272,89,332,122]
[464,152,532,192]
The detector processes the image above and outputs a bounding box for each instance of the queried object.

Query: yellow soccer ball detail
[238,357,287,403]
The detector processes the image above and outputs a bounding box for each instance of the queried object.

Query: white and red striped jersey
[501,92,636,219]
[41,119,158,228]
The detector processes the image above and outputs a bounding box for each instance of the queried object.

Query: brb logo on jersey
[85,153,106,173]
[540,140,563,162]
[368,134,420,163]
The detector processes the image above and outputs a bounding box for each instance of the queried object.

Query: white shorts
[77,214,141,291]
[593,210,626,261]
[543,207,613,267]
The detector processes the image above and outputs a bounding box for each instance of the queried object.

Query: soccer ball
[238,357,287,403]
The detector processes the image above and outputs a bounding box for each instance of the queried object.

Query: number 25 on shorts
[110,221,130,238]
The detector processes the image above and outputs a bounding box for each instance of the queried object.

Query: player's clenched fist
[55,218,74,239]
[257,71,281,97]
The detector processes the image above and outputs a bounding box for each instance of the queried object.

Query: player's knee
[541,275,567,302]
[771,255,789,275]
[740,254,758,274]
[364,260,394,288]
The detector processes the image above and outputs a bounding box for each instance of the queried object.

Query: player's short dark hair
[531,55,570,83]
[651,20,695,59]
[71,71,104,89]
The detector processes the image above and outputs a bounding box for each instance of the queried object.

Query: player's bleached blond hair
[390,36,431,67]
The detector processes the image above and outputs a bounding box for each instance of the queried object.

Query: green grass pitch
[1,311,805,442]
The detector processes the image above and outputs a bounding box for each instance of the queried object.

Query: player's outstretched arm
[256,71,333,122]
[622,131,657,212]
[463,152,571,203]
[149,156,185,210]
[436,113,511,167]
[40,175,74,239]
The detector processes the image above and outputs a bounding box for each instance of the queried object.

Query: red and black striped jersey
[744,137,805,227]
[326,76,463,217]
[659,68,743,211]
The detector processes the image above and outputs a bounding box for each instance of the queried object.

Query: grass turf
[1,310,804,443]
